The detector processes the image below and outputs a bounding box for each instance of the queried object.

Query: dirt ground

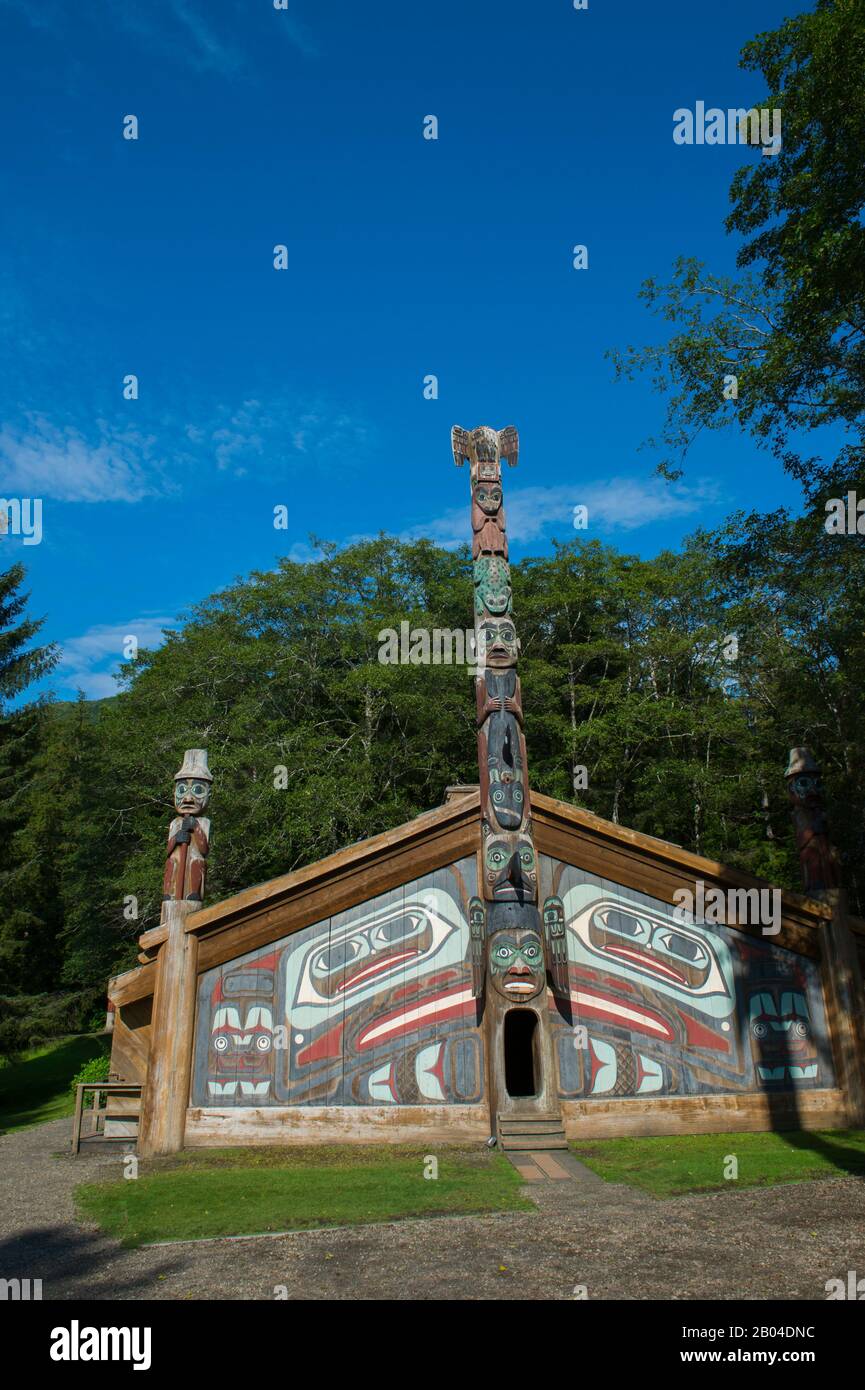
[2,1118,864,1301]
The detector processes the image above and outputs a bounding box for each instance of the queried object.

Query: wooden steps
[496,1113,568,1152]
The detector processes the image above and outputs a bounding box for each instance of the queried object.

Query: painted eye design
[752,1021,768,1038]
[523,945,540,959]
[192,782,206,796]
[794,1020,809,1038]
[255,1034,272,1052]
[495,947,512,962]
[654,929,709,967]
[176,781,188,795]
[492,788,505,802]
[596,908,649,941]
[311,938,365,977]
[213,1035,229,1052]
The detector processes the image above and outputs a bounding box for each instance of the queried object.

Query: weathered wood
[109,996,152,1083]
[137,901,200,1155]
[107,960,156,1009]
[70,1084,85,1154]
[184,1103,491,1146]
[561,1087,846,1139]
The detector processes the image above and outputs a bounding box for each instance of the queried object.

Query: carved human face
[474,557,512,616]
[490,930,545,1000]
[477,619,519,668]
[175,778,211,815]
[474,482,502,516]
[789,773,822,805]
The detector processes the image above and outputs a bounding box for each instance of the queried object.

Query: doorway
[504,1010,538,1098]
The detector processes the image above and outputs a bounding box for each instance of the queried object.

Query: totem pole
[162,749,213,907]
[139,749,214,1156]
[454,426,563,1122]
[785,747,865,1125]
[784,748,839,896]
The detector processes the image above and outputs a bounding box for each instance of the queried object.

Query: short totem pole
[139,749,214,1155]
[454,425,563,1123]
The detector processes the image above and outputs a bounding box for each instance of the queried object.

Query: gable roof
[108,786,850,1009]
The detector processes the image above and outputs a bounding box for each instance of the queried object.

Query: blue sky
[0,0,815,699]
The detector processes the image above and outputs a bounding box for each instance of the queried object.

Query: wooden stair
[496,1113,568,1152]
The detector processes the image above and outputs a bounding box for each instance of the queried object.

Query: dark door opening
[504,1010,538,1098]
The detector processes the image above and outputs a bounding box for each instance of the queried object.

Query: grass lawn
[75,1143,534,1247]
[0,1034,108,1134]
[572,1128,865,1197]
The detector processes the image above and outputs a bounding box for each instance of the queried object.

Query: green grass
[0,1034,109,1134]
[75,1143,534,1247]
[572,1128,865,1197]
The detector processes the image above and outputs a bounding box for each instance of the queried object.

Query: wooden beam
[137,902,200,1155]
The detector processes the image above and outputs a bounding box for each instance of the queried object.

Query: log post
[137,749,213,1156]
[137,902,200,1155]
[786,747,865,1127]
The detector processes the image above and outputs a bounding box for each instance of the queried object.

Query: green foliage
[0,989,104,1059]
[70,1051,111,1095]
[610,0,865,498]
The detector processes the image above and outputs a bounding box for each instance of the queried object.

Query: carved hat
[174,748,213,783]
[785,747,819,779]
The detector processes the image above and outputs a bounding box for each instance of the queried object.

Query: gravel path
[2,1119,864,1300]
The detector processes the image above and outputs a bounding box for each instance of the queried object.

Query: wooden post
[71,1083,85,1154]
[137,902,200,1154]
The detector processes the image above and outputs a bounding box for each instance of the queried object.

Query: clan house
[105,427,865,1156]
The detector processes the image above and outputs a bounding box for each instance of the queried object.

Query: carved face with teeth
[490,930,544,1000]
[748,987,819,1085]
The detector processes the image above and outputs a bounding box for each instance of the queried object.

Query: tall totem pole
[453,425,564,1123]
[785,747,865,1125]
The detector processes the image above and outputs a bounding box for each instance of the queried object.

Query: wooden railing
[71,1082,142,1154]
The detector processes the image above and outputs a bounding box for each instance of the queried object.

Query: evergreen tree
[0,563,58,993]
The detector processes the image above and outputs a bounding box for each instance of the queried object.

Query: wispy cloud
[0,417,168,503]
[58,617,175,698]
[0,396,372,502]
[401,476,722,549]
[0,0,318,73]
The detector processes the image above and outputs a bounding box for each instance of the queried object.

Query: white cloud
[58,617,175,698]
[0,417,166,503]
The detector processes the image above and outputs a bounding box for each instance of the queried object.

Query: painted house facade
[108,785,865,1152]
